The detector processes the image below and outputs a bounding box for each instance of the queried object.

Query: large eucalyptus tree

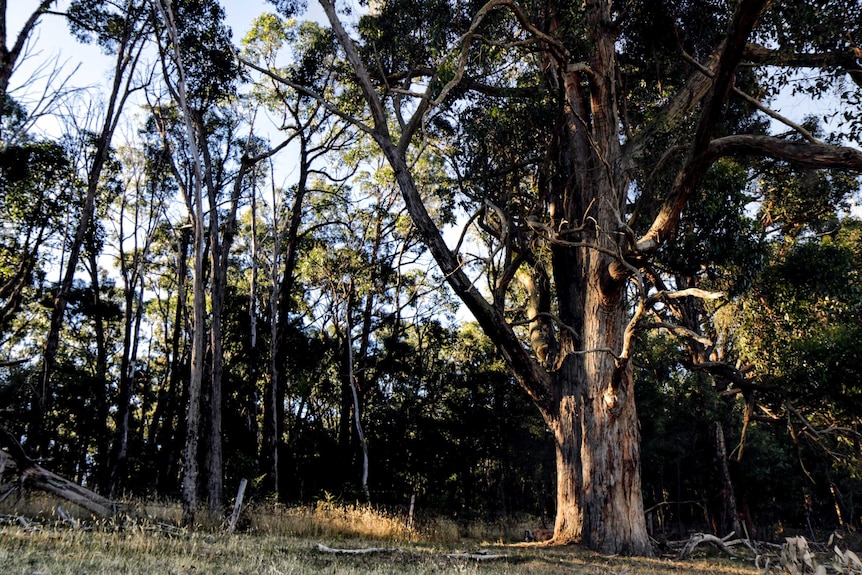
[265,0,862,555]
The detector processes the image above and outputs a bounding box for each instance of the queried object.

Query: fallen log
[315,543,508,561]
[0,424,116,518]
[316,543,404,555]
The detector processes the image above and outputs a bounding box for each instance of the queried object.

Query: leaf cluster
[171,0,239,107]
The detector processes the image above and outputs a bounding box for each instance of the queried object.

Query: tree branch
[623,43,723,164]
[316,0,555,412]
[679,49,823,144]
[643,321,715,348]
[636,0,771,253]
[4,0,56,84]
[706,135,862,169]
[743,42,862,88]
[235,51,376,138]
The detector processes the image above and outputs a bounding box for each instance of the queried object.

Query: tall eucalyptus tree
[270,0,862,554]
[150,0,239,520]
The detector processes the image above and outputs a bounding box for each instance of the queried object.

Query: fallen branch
[228,478,247,533]
[444,551,509,561]
[56,505,81,530]
[315,543,508,561]
[316,543,405,555]
[678,532,739,559]
[0,425,117,518]
[0,514,33,530]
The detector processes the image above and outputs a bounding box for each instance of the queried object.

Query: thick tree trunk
[315,0,804,557]
[541,237,649,554]
[547,362,648,553]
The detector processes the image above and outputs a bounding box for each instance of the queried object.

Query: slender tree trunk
[152,227,190,492]
[263,191,281,497]
[200,145,251,513]
[249,181,259,349]
[153,0,206,525]
[109,262,137,497]
[714,421,742,536]
[85,247,111,492]
[201,117,224,513]
[343,288,369,502]
[183,196,206,526]
[263,138,309,496]
[181,180,206,526]
[207,258,225,513]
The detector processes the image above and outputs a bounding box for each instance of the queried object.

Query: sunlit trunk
[537,225,650,553]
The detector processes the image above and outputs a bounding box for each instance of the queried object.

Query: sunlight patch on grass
[248,500,415,542]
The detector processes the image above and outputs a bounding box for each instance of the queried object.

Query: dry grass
[0,494,762,575]
[247,499,415,541]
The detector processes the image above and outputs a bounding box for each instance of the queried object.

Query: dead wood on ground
[0,424,117,518]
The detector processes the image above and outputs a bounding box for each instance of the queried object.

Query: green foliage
[67,0,150,54]
[361,321,553,517]
[745,233,862,408]
[0,138,75,330]
[659,159,768,294]
[758,158,859,237]
[618,0,727,126]
[170,0,238,107]
[635,332,806,536]
[266,0,306,19]
[357,0,462,78]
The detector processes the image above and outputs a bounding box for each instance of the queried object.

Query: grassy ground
[0,529,760,575]
[0,497,761,575]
